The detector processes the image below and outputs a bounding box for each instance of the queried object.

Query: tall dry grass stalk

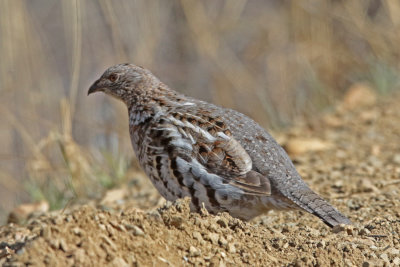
[0,0,399,223]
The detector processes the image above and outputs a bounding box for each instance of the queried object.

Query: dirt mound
[1,198,399,266]
[1,93,400,266]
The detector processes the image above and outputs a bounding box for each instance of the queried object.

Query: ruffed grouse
[88,63,351,227]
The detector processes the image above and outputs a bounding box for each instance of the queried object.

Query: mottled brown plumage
[88,63,351,227]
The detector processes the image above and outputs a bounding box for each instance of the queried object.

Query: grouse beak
[87,79,104,95]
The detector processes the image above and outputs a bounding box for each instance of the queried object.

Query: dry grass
[0,0,399,224]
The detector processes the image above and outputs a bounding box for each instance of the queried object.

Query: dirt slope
[1,92,400,266]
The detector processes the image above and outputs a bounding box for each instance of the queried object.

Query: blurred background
[1,0,400,224]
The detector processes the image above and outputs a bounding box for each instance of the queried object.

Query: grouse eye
[108,73,119,82]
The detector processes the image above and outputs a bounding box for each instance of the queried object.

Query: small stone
[53,216,64,225]
[147,210,162,221]
[216,218,228,228]
[209,223,219,232]
[98,224,106,231]
[219,236,228,247]
[189,246,200,257]
[132,225,145,236]
[359,228,370,235]
[228,243,236,253]
[16,247,25,255]
[49,239,60,249]
[106,224,117,236]
[346,226,355,236]
[59,239,69,252]
[344,259,353,267]
[380,253,389,262]
[175,197,191,213]
[194,217,203,227]
[308,228,321,237]
[97,213,106,220]
[66,215,74,223]
[41,227,51,239]
[101,235,117,251]
[393,257,400,265]
[109,220,126,232]
[332,224,346,233]
[168,215,184,229]
[74,248,86,264]
[388,248,400,255]
[72,227,83,236]
[357,179,379,193]
[393,154,400,164]
[357,238,374,247]
[317,241,326,248]
[362,261,371,267]
[207,233,220,245]
[110,257,129,267]
[192,231,203,241]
